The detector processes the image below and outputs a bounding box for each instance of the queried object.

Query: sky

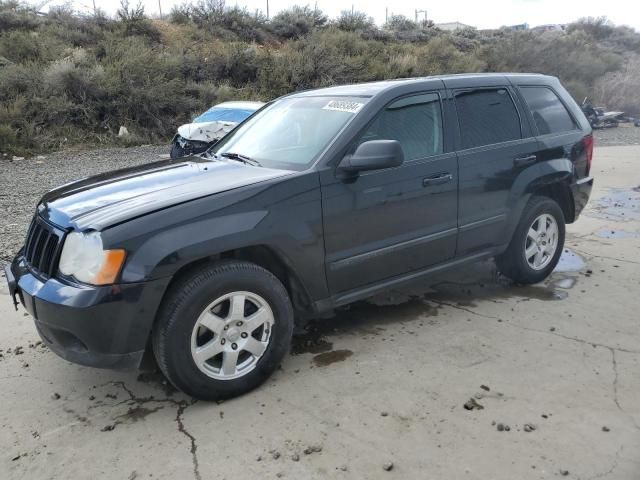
[33,0,640,31]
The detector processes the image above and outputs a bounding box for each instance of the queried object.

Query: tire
[496,196,565,285]
[170,142,186,159]
[152,260,294,401]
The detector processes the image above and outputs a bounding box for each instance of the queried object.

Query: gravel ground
[0,126,638,264]
[593,124,640,146]
[0,145,166,265]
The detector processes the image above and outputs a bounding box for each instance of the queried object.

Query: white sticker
[322,100,364,114]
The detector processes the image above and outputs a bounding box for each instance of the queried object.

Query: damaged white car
[170,101,264,158]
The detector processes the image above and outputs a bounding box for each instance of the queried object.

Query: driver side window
[358,93,444,161]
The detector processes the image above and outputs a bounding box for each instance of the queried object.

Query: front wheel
[496,196,565,284]
[152,261,294,400]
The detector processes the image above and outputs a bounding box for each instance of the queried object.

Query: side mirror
[339,140,404,174]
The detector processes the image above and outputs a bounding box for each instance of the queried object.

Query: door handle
[422,173,453,187]
[513,155,537,167]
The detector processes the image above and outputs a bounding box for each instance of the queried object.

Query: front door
[320,92,458,294]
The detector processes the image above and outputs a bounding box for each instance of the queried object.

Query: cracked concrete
[1,144,639,479]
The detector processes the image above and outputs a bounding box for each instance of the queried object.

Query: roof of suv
[289,73,555,98]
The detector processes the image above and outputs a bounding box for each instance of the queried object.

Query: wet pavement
[1,145,640,479]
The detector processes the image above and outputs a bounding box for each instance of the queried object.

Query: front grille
[23,216,65,278]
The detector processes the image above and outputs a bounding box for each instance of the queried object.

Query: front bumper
[7,256,170,369]
[571,176,594,220]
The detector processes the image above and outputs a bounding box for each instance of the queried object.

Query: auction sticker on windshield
[322,100,364,114]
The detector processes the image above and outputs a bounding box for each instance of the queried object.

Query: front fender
[101,171,328,302]
[120,210,268,282]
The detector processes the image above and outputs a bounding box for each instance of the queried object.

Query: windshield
[211,96,368,171]
[193,106,258,124]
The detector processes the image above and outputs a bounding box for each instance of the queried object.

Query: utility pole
[351,4,354,14]
[385,7,388,24]
[158,0,163,19]
[266,0,269,19]
[416,9,428,25]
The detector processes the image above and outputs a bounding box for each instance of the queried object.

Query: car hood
[177,121,238,143]
[38,157,292,231]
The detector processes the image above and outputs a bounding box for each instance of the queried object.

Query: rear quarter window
[520,86,577,135]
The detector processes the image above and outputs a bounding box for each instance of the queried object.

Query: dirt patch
[312,349,353,367]
[115,405,165,424]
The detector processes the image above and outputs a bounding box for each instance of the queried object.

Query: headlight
[58,231,126,285]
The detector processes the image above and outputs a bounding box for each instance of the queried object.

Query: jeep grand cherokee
[6,74,594,400]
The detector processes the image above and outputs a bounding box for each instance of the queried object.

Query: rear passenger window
[520,86,577,135]
[359,93,443,161]
[455,89,521,149]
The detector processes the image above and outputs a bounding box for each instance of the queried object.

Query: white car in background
[170,101,264,158]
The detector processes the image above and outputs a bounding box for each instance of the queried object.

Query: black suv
[6,74,594,400]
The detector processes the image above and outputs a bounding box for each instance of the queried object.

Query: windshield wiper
[219,152,261,167]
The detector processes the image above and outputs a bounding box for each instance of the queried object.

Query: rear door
[321,91,458,294]
[447,80,538,255]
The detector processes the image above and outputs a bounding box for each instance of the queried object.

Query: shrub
[334,10,375,33]
[594,55,640,114]
[0,0,39,31]
[270,5,327,39]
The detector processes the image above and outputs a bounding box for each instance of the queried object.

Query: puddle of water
[423,259,575,305]
[293,258,578,354]
[594,228,640,239]
[588,188,640,222]
[554,248,586,272]
[291,298,439,355]
[552,277,577,289]
[312,349,353,367]
[426,280,569,305]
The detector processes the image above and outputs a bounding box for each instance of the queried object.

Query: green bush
[270,6,327,39]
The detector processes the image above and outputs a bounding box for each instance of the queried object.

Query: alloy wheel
[524,213,559,271]
[190,291,274,380]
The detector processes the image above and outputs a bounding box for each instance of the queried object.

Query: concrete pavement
[1,145,639,479]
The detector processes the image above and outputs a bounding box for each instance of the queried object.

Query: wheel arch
[139,245,315,370]
[156,244,314,317]
[503,159,576,246]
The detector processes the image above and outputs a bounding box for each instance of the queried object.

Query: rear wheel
[496,196,565,284]
[152,260,294,400]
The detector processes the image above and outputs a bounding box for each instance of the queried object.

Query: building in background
[532,24,566,33]
[435,21,476,31]
[506,23,530,31]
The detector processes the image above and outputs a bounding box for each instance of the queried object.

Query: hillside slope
[1,1,639,155]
